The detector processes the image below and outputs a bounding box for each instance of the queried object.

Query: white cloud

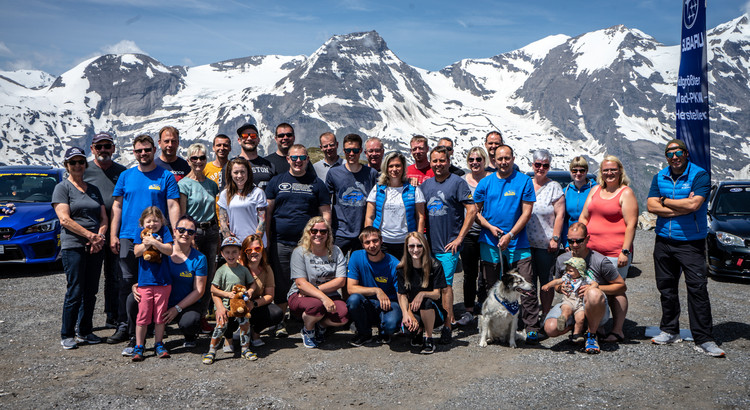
[0,42,12,56]
[101,40,147,55]
[7,60,33,70]
[182,57,194,66]
[744,1,750,17]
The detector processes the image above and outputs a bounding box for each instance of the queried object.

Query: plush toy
[140,228,162,264]
[227,284,251,318]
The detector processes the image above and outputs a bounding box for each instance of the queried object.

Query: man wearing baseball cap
[83,132,127,329]
[236,123,276,192]
[647,139,725,357]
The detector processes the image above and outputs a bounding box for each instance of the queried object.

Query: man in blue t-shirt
[421,146,476,343]
[107,134,180,345]
[346,227,402,346]
[265,144,331,335]
[326,133,378,255]
[473,145,541,342]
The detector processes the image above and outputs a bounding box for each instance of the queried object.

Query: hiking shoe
[411,331,424,347]
[274,323,289,338]
[570,333,585,344]
[200,318,214,334]
[694,341,726,357]
[131,345,145,362]
[651,331,682,345]
[349,333,373,347]
[456,312,474,326]
[154,341,170,358]
[183,340,197,349]
[301,328,318,348]
[107,329,129,344]
[251,338,265,347]
[314,324,327,344]
[121,338,136,356]
[438,327,452,345]
[585,332,600,354]
[61,338,78,350]
[421,337,436,354]
[75,333,102,345]
[526,331,539,345]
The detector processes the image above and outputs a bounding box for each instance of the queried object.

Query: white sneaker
[61,338,78,350]
[694,341,726,357]
[251,338,265,347]
[651,331,682,345]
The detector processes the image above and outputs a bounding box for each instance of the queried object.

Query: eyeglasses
[467,157,483,163]
[94,143,112,150]
[276,132,294,138]
[67,159,86,166]
[134,148,153,154]
[240,133,258,140]
[533,163,550,169]
[310,228,328,235]
[568,238,586,245]
[175,227,196,236]
[244,246,263,254]
[407,243,423,249]
[571,168,587,174]
[189,155,207,162]
[344,148,361,154]
[289,155,308,162]
[666,150,685,159]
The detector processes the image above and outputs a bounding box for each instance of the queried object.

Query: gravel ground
[1,229,749,409]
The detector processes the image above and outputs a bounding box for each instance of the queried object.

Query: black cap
[237,123,258,137]
[64,147,86,161]
[92,133,114,144]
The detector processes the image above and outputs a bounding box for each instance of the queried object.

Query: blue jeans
[61,247,104,338]
[346,293,402,337]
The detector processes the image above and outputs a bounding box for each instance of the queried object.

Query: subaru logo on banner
[676,0,710,177]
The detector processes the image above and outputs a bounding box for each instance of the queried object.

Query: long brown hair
[240,233,270,271]
[226,157,254,204]
[397,231,432,290]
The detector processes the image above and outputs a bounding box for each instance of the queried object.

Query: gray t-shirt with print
[287,245,347,299]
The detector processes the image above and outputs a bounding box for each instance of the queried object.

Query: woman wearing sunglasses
[563,156,597,247]
[526,149,565,318]
[286,216,349,348]
[239,233,283,347]
[178,143,220,324]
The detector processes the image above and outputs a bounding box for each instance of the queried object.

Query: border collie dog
[478,270,534,348]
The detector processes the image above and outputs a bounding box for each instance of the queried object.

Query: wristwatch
[253,300,259,308]
[621,249,631,256]
[174,305,183,313]
[660,196,666,206]
[507,231,515,240]
[552,236,560,242]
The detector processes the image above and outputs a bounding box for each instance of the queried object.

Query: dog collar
[493,293,520,315]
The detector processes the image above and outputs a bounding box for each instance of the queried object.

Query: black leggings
[459,233,480,310]
[250,303,284,333]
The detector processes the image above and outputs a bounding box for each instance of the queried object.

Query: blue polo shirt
[473,170,536,250]
[113,166,180,240]
[347,249,400,301]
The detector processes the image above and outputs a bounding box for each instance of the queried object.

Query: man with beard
[313,132,343,181]
[264,123,314,176]
[154,126,191,182]
[236,123,275,192]
[107,134,180,350]
[203,134,231,190]
[364,137,385,172]
[437,137,465,177]
[83,132,127,328]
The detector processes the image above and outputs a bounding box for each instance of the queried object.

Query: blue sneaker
[301,328,318,348]
[526,331,539,345]
[154,341,170,358]
[131,345,145,362]
[585,332,600,354]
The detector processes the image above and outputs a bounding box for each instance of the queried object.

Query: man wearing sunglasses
[313,132,343,182]
[154,126,191,182]
[325,134,378,255]
[542,223,626,353]
[236,123,275,191]
[107,134,180,346]
[264,122,314,176]
[84,132,127,329]
[437,137,465,177]
[266,144,331,335]
[646,139,724,357]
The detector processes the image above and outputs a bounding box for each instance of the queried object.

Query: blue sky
[1,0,748,75]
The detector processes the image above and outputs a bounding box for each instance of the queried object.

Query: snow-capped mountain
[1,15,749,205]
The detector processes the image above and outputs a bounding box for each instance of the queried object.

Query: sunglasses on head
[276,132,294,138]
[310,228,328,235]
[571,168,587,174]
[134,148,153,154]
[568,238,586,245]
[666,150,685,159]
[468,157,483,163]
[344,148,361,154]
[67,159,86,166]
[175,227,196,236]
[190,155,207,162]
[533,162,550,169]
[289,155,308,162]
[94,143,112,150]
[407,243,423,249]
[244,246,263,254]
[240,133,258,140]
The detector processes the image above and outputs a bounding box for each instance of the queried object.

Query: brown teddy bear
[227,284,251,318]
[140,228,162,264]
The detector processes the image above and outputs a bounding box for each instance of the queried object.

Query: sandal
[602,332,624,343]
[202,352,215,365]
[241,349,258,361]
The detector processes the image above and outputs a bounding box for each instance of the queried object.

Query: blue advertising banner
[676,0,710,176]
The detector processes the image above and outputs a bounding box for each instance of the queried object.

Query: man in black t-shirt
[154,126,191,181]
[264,122,314,175]
[236,123,275,191]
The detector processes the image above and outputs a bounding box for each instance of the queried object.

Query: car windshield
[713,186,750,215]
[0,172,59,203]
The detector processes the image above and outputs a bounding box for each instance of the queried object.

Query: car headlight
[20,219,59,235]
[716,231,745,247]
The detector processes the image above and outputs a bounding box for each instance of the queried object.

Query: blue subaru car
[0,166,65,264]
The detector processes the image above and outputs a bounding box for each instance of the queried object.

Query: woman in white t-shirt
[217,157,268,245]
[364,151,425,261]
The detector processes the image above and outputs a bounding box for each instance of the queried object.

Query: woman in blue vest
[365,151,426,261]
[563,156,597,248]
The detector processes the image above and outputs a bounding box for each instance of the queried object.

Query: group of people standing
[53,122,725,360]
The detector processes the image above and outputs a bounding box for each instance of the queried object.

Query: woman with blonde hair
[579,154,637,343]
[286,216,349,348]
[240,233,283,347]
[563,156,597,247]
[396,232,446,354]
